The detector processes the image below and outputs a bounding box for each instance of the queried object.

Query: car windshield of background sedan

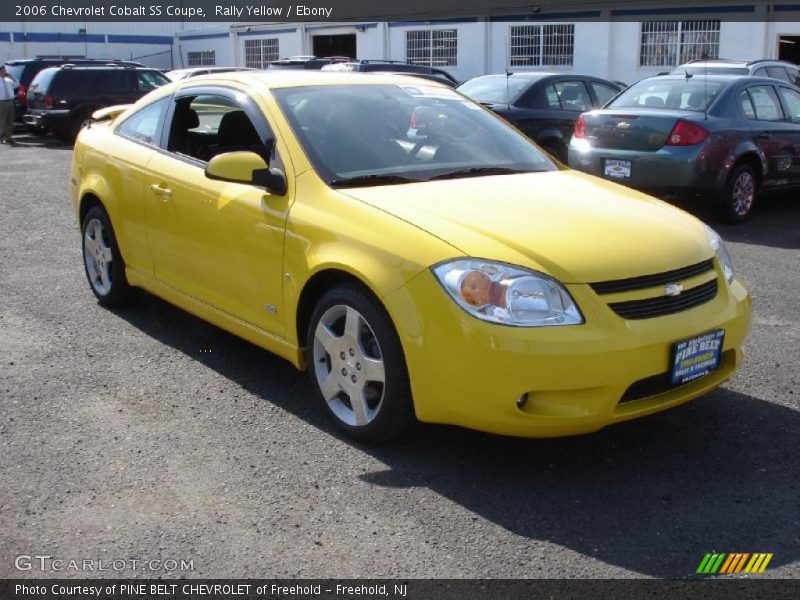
[274,83,556,186]
[611,79,726,112]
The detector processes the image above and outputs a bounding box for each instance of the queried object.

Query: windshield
[274,84,556,186]
[610,79,725,111]
[457,75,534,105]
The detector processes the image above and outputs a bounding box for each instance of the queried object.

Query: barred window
[510,24,574,67]
[187,50,216,67]
[640,21,720,67]
[244,38,279,69]
[406,29,457,67]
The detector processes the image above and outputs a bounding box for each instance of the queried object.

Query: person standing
[0,65,16,145]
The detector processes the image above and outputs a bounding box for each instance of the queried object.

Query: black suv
[321,60,460,87]
[3,58,143,123]
[24,65,169,141]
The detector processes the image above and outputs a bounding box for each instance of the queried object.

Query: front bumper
[384,266,751,437]
[567,140,721,196]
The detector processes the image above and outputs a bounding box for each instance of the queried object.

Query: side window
[753,67,769,78]
[767,66,791,82]
[166,94,267,163]
[117,97,169,144]
[588,82,619,107]
[739,90,756,119]
[746,86,784,121]
[778,87,800,123]
[543,85,561,110]
[137,71,167,92]
[554,81,591,111]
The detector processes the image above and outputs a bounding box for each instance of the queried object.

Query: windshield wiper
[427,166,538,181]
[329,174,420,188]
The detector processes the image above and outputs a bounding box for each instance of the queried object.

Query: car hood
[339,170,714,283]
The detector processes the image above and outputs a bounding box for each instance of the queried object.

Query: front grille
[590,259,714,295]
[619,372,674,404]
[607,279,718,320]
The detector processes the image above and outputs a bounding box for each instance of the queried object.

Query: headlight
[704,225,735,283]
[432,259,584,327]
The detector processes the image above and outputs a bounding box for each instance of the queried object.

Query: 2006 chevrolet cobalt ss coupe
[71,72,751,442]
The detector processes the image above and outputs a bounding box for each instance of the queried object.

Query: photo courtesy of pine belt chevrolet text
[70,71,752,443]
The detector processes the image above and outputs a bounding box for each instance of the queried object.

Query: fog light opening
[516,393,529,409]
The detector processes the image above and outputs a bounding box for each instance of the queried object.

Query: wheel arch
[295,267,382,353]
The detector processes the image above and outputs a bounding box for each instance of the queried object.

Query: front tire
[81,205,135,307]
[306,285,415,443]
[719,164,757,222]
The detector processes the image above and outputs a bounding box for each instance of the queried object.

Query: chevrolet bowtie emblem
[664,282,684,297]
[617,121,631,129]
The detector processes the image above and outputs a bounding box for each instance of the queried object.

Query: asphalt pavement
[1,130,798,579]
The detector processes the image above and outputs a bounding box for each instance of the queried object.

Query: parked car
[458,73,625,162]
[165,67,257,81]
[3,58,143,125]
[25,64,169,141]
[671,58,800,86]
[269,56,352,70]
[321,60,459,87]
[71,71,750,442]
[568,74,800,221]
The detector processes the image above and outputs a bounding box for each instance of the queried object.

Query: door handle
[149,184,172,200]
[756,133,771,140]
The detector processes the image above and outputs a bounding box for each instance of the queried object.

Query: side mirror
[205,151,287,196]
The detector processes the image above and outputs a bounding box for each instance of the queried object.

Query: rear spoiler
[91,105,132,122]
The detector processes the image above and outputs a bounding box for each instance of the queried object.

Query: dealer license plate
[670,330,725,385]
[604,159,631,179]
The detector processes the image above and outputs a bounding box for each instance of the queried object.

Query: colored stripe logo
[696,553,773,574]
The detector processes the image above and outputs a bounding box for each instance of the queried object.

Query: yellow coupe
[71,72,751,442]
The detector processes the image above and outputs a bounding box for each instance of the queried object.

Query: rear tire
[306,285,415,443]
[81,205,135,307]
[539,140,566,163]
[718,164,757,223]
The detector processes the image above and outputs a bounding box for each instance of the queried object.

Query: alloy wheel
[732,171,755,217]
[83,218,114,296]
[312,304,386,427]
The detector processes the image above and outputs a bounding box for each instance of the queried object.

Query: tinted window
[28,68,58,94]
[588,81,619,107]
[543,85,560,109]
[767,66,791,82]
[778,87,800,123]
[746,86,783,121]
[739,90,756,119]
[457,76,535,105]
[611,80,725,111]
[553,81,590,111]
[117,97,169,143]
[753,67,769,77]
[137,70,169,92]
[4,63,25,81]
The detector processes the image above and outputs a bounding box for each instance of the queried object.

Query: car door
[106,96,172,276]
[774,85,800,184]
[142,86,293,336]
[740,83,797,190]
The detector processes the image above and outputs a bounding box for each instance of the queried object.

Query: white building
[3,2,800,82]
[0,21,189,68]
[176,7,800,84]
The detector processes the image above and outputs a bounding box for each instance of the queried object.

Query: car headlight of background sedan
[705,225,735,283]
[432,259,584,327]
